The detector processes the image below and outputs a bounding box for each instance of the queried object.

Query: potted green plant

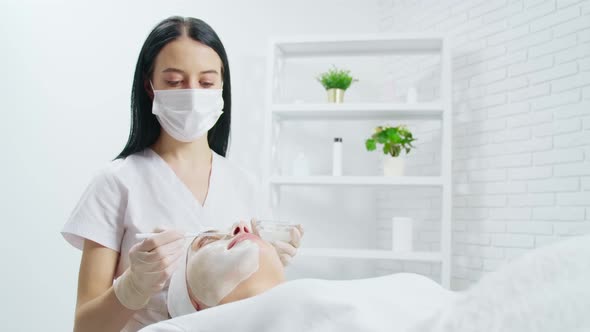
[365,125,417,176]
[316,65,358,103]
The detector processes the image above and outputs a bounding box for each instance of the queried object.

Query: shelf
[271,102,443,120]
[269,176,443,187]
[265,33,453,288]
[299,248,442,262]
[273,33,444,56]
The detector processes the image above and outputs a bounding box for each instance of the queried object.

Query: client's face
[185,221,285,310]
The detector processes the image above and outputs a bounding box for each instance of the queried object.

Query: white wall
[0,1,380,330]
[5,0,589,330]
[375,0,590,290]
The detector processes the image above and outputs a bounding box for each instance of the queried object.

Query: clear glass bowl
[255,220,297,242]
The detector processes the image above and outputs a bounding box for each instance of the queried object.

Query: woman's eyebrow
[199,69,219,75]
[161,68,219,75]
[162,67,185,74]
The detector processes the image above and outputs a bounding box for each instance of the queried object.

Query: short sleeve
[61,166,127,252]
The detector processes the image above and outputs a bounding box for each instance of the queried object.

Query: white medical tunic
[61,148,263,332]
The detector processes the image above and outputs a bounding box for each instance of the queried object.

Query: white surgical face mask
[186,236,260,307]
[151,81,224,142]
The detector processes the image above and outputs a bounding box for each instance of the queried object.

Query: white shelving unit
[272,102,444,120]
[298,249,442,262]
[269,176,443,187]
[262,34,453,288]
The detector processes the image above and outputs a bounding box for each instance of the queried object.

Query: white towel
[141,272,455,332]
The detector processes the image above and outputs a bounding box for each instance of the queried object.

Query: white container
[384,157,405,176]
[391,217,413,252]
[292,151,310,176]
[406,86,417,103]
[256,221,297,242]
[332,137,343,176]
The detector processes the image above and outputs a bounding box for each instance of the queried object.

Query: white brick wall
[377,0,590,290]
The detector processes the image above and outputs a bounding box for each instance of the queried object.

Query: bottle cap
[334,137,342,142]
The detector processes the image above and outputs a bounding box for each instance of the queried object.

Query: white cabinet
[262,34,453,288]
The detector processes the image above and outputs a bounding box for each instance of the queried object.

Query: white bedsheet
[139,273,455,332]
[140,234,590,332]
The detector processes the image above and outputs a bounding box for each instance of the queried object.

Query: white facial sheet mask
[186,238,260,307]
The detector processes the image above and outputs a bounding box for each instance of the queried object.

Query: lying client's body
[143,222,590,332]
[147,221,453,332]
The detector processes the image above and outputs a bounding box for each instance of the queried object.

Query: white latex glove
[114,228,185,310]
[250,219,304,266]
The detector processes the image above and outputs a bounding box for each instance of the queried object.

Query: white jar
[391,217,413,252]
[292,151,310,176]
[406,86,418,103]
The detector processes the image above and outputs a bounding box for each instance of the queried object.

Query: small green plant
[365,125,417,157]
[316,65,358,90]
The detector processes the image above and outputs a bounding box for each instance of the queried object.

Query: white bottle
[332,137,342,176]
[292,151,310,176]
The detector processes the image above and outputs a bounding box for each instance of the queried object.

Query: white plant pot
[383,157,405,176]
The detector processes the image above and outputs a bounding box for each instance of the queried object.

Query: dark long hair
[116,16,231,159]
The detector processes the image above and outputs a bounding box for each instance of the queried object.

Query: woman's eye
[166,81,182,87]
[201,82,214,87]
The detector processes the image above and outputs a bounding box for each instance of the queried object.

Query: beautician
[61,16,303,332]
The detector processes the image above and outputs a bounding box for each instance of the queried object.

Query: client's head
[184,221,285,311]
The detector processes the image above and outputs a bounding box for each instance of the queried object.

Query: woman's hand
[113,228,185,310]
